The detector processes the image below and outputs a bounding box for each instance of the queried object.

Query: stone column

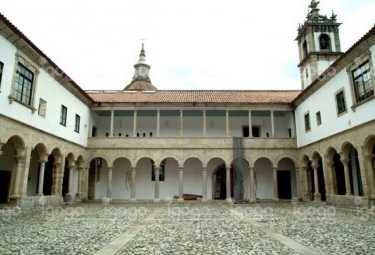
[363,154,375,198]
[67,162,75,197]
[295,167,301,200]
[84,167,89,200]
[110,109,114,137]
[249,167,256,203]
[225,110,229,137]
[20,150,31,196]
[156,109,160,137]
[311,161,321,202]
[130,167,136,201]
[273,167,279,200]
[10,155,23,198]
[154,167,160,202]
[180,110,183,137]
[107,167,113,199]
[248,110,253,137]
[52,161,63,195]
[202,167,207,201]
[178,167,184,201]
[75,167,83,202]
[300,165,308,200]
[341,157,352,196]
[203,110,206,137]
[270,110,275,137]
[37,160,47,196]
[133,110,137,137]
[225,166,231,202]
[325,160,335,196]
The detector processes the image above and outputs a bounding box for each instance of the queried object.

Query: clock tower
[296,0,343,89]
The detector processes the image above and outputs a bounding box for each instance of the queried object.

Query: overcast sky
[1,0,374,91]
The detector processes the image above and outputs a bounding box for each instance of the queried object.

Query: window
[335,90,347,115]
[302,41,308,58]
[0,61,3,89]
[304,112,311,132]
[38,98,47,117]
[60,105,67,126]
[316,111,321,126]
[14,63,34,105]
[352,61,374,103]
[319,34,330,50]
[75,114,80,133]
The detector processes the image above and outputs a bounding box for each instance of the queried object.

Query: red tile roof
[87,90,301,105]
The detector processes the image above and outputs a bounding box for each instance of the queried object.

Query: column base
[249,198,256,203]
[153,198,160,203]
[226,198,233,203]
[273,197,279,201]
[129,198,137,202]
[177,197,184,202]
[314,193,321,202]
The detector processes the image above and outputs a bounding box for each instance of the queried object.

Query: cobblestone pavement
[0,199,375,254]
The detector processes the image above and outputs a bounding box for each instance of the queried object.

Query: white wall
[0,34,91,147]
[295,45,375,147]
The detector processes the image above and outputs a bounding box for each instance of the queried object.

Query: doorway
[277,170,291,199]
[0,171,11,203]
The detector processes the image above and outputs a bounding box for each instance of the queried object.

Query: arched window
[302,40,308,58]
[319,34,331,50]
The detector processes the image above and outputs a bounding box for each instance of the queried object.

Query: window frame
[335,89,347,116]
[315,111,322,126]
[8,53,39,112]
[60,105,67,126]
[14,63,34,105]
[74,114,81,133]
[304,112,311,132]
[347,52,374,108]
[0,61,4,90]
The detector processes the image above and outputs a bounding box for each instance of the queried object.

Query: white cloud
[0,0,374,91]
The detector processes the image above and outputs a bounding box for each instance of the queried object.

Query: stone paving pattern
[0,200,374,254]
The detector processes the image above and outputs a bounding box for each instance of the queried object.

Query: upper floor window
[14,63,34,105]
[302,40,308,58]
[38,98,47,117]
[304,112,311,132]
[352,61,374,103]
[316,111,321,126]
[60,105,67,126]
[319,34,331,50]
[0,61,4,89]
[335,90,347,115]
[75,114,80,133]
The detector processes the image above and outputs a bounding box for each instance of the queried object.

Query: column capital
[325,160,334,166]
[340,157,350,164]
[311,162,319,170]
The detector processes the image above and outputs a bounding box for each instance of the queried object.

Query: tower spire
[123,42,157,91]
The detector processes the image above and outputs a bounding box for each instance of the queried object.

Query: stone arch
[208,157,227,200]
[363,135,375,198]
[311,152,326,201]
[135,156,155,200]
[254,157,273,200]
[230,157,249,202]
[277,157,297,199]
[112,157,132,200]
[319,33,331,50]
[28,143,49,196]
[159,156,179,199]
[0,135,26,202]
[340,142,364,196]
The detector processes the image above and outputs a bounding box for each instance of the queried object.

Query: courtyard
[0,199,375,254]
